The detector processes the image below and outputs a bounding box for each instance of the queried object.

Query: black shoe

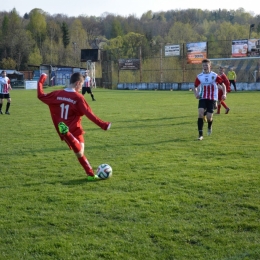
[5,111,10,115]
[0,111,3,114]
[92,99,96,101]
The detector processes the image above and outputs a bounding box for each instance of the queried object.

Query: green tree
[0,9,33,70]
[111,19,123,38]
[2,15,9,35]
[165,21,205,44]
[69,19,89,65]
[70,19,89,48]
[28,46,43,65]
[61,22,70,48]
[107,36,124,49]
[27,9,47,48]
[141,10,153,21]
[43,20,63,64]
[0,57,16,69]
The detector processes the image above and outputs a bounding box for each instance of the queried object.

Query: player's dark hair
[202,58,211,64]
[70,72,83,84]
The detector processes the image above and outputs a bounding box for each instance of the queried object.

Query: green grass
[0,88,259,260]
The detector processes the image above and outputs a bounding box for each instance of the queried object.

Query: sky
[1,0,259,18]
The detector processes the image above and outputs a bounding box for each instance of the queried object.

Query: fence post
[160,43,163,89]
[182,43,185,83]
[139,46,142,83]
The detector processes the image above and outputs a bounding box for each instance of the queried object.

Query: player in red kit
[37,72,111,181]
[216,66,231,114]
[194,59,226,140]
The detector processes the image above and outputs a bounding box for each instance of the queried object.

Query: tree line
[0,7,260,70]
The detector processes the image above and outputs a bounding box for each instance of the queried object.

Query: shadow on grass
[61,178,101,185]
[21,178,99,187]
[114,115,192,123]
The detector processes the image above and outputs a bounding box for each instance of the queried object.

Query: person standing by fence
[227,67,237,91]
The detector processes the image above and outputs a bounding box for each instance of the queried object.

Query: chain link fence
[101,42,260,88]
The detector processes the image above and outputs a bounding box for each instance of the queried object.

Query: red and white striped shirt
[84,76,91,87]
[0,76,11,94]
[194,72,223,100]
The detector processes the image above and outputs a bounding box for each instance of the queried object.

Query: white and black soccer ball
[96,164,112,179]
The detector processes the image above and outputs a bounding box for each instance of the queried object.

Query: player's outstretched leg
[58,122,101,181]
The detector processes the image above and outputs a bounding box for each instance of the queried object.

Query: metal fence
[101,43,260,89]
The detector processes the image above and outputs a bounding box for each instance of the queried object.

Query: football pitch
[0,88,259,259]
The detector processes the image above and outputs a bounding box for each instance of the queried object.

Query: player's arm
[193,86,198,98]
[80,98,111,130]
[193,78,200,99]
[37,74,48,99]
[7,78,12,90]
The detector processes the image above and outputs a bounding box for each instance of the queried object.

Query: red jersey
[194,71,223,100]
[220,73,231,93]
[37,79,109,140]
[217,73,230,100]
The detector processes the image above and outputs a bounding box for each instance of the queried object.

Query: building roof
[0,69,23,75]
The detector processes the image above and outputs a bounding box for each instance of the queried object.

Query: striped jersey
[0,76,11,94]
[84,76,91,87]
[194,71,223,100]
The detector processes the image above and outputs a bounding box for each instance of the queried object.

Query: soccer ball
[96,164,112,179]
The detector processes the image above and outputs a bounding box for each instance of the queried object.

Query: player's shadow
[0,146,70,157]
[115,115,191,123]
[21,178,97,187]
[61,178,99,185]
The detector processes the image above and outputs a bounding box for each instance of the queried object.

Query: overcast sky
[1,0,259,18]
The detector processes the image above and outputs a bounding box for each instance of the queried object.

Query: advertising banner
[231,39,248,57]
[119,59,140,70]
[165,45,180,56]
[24,81,37,89]
[247,39,260,57]
[186,42,207,64]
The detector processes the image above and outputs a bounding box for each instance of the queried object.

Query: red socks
[63,132,94,176]
[221,101,228,109]
[78,156,94,176]
[217,105,221,113]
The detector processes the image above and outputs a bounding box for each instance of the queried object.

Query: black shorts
[82,87,92,95]
[0,93,10,99]
[198,99,216,114]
